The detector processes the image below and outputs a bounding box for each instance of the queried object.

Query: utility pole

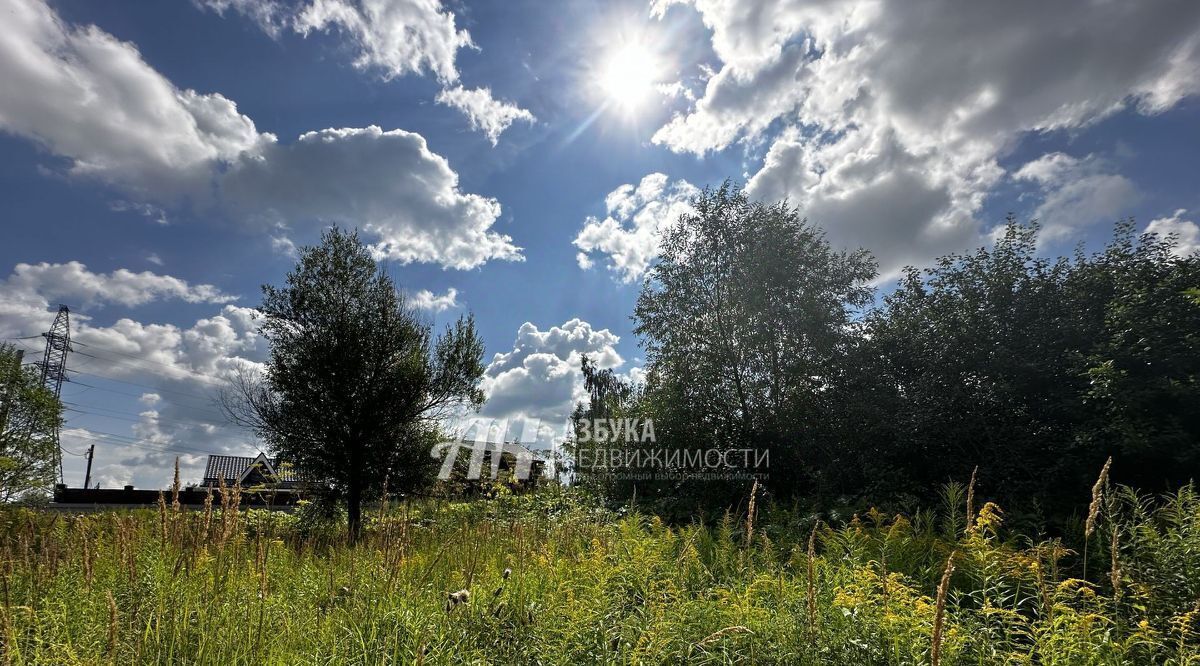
[39,305,71,485]
[83,444,95,490]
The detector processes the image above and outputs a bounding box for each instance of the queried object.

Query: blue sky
[2,0,1199,489]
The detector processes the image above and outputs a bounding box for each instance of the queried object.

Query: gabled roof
[202,454,300,484]
[238,452,276,484]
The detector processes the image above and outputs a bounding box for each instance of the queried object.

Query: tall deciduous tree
[633,182,876,506]
[224,228,485,539]
[0,343,61,502]
[568,355,642,499]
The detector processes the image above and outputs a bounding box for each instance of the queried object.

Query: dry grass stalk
[217,477,229,546]
[171,457,181,513]
[745,478,759,547]
[171,458,182,547]
[1086,457,1112,538]
[806,522,819,639]
[965,466,978,532]
[1034,556,1052,622]
[202,488,214,543]
[1084,456,1112,579]
[106,590,118,659]
[697,626,753,646]
[82,529,94,589]
[256,536,269,600]
[156,492,167,547]
[931,550,957,666]
[228,483,242,539]
[112,519,122,578]
[0,613,9,666]
[217,478,243,546]
[1110,523,1121,596]
[380,472,390,519]
[126,524,137,585]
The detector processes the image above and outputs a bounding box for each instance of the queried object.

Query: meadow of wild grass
[1,479,1199,665]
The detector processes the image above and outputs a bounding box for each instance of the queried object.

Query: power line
[63,399,222,423]
[62,385,226,422]
[73,338,217,370]
[7,321,242,475]
[10,334,239,388]
[65,381,170,400]
[63,427,226,457]
[67,368,220,402]
[64,384,224,419]
[64,405,223,431]
[69,432,208,457]
[70,344,229,386]
[7,339,46,366]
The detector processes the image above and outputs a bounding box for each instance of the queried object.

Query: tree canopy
[855,220,1200,520]
[584,183,1200,525]
[628,182,877,511]
[224,228,486,538]
[0,343,61,503]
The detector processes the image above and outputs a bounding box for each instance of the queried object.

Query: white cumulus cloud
[0,262,235,328]
[199,0,532,147]
[1013,152,1139,241]
[653,0,1200,276]
[0,0,268,198]
[197,0,473,82]
[219,126,522,269]
[480,319,624,425]
[410,287,459,313]
[1145,210,1200,257]
[0,0,521,270]
[1,268,265,489]
[574,174,699,282]
[435,86,536,145]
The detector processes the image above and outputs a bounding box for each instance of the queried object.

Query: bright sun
[599,43,660,111]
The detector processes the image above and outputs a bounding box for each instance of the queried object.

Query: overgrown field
[2,484,1199,664]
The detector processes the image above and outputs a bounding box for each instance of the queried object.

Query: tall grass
[1,483,1198,664]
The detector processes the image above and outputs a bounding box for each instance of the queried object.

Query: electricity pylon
[39,305,70,485]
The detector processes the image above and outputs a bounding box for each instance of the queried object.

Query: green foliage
[0,343,61,503]
[631,182,877,508]
[2,485,1200,664]
[224,227,486,537]
[293,497,347,543]
[618,202,1200,520]
[566,355,644,501]
[856,219,1200,517]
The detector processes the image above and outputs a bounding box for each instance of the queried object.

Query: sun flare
[598,43,660,111]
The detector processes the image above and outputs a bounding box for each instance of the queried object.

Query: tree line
[9,186,1185,533]
[573,183,1200,527]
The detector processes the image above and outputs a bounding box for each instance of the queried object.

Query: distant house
[50,452,305,510]
[440,439,550,491]
[202,452,302,491]
[48,452,306,510]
